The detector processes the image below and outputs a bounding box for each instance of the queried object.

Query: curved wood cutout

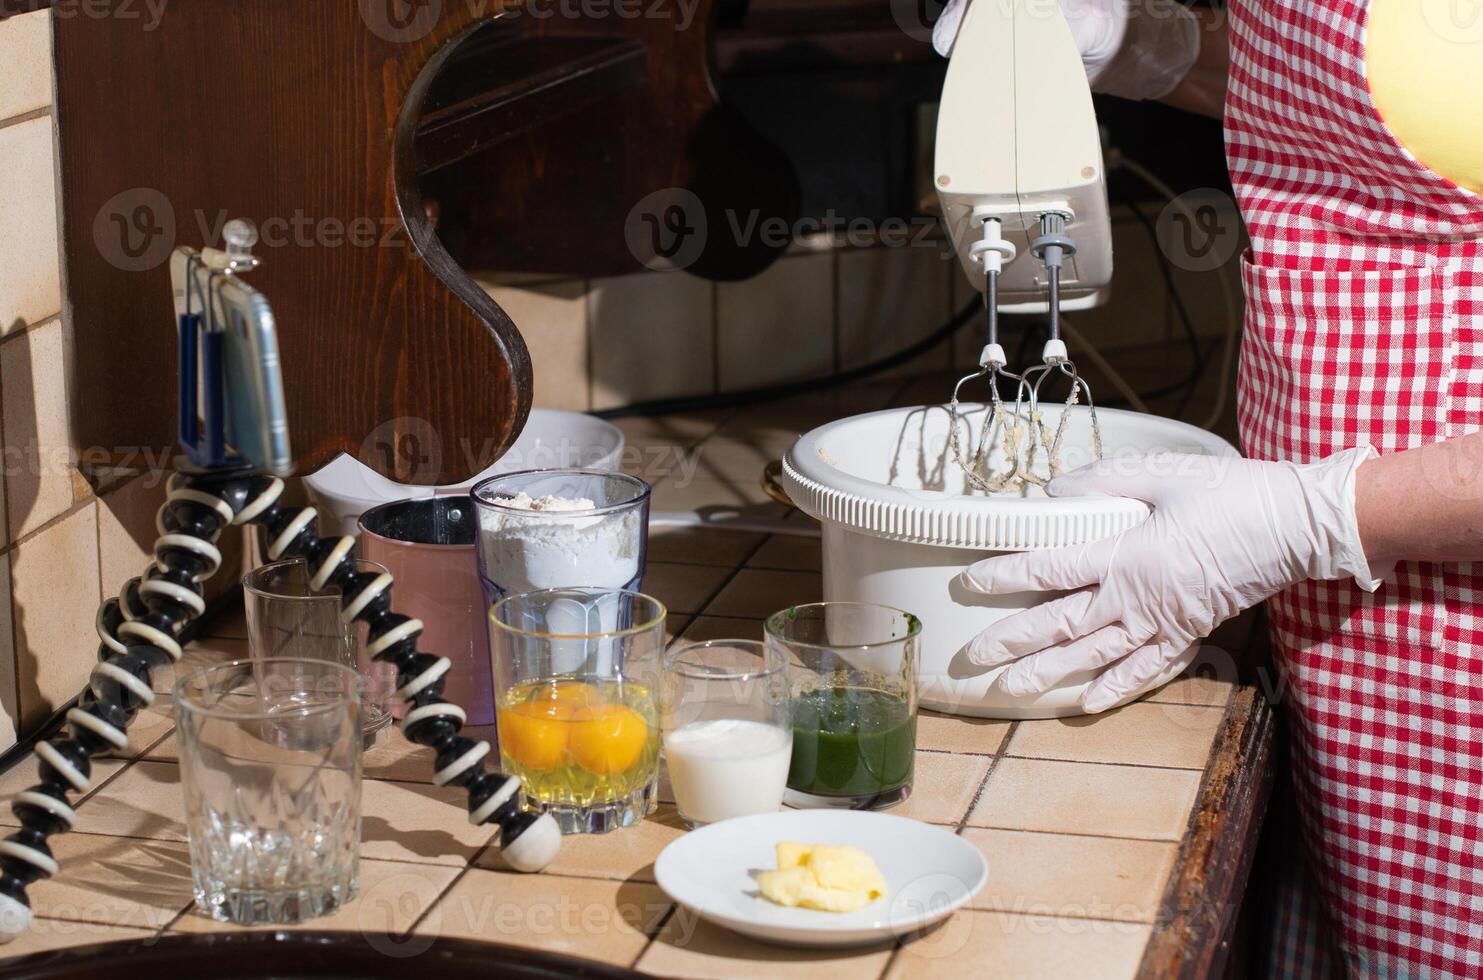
[56,0,531,484]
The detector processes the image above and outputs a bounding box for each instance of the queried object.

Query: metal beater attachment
[946,213,1103,493]
[946,217,1036,493]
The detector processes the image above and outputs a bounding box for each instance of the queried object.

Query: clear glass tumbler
[244,558,395,748]
[471,469,650,600]
[174,658,363,925]
[765,602,921,811]
[489,588,666,834]
[661,640,791,828]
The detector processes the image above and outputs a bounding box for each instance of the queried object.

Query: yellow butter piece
[757,842,887,913]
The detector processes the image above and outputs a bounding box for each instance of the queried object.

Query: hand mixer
[935,0,1114,492]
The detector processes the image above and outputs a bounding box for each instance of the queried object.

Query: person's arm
[1357,431,1483,565]
[1158,7,1228,119]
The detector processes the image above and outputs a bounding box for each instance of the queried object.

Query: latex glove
[959,449,1384,713]
[932,0,1201,102]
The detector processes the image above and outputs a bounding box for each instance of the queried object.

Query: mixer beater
[947,214,1103,494]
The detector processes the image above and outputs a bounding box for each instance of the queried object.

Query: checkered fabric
[1229,0,1483,976]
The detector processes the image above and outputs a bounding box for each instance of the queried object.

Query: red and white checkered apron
[1228,0,1483,975]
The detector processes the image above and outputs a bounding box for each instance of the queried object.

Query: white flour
[478,492,641,595]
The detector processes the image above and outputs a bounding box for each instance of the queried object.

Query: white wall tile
[12,505,100,734]
[589,271,714,410]
[837,245,954,377]
[0,11,52,123]
[717,252,834,392]
[4,319,76,540]
[481,280,589,411]
[0,115,61,337]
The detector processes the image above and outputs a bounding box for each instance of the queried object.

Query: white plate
[653,809,987,948]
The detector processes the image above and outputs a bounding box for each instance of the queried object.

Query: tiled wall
[480,207,1242,413]
[0,11,240,750]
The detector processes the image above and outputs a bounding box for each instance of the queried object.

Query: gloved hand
[959,449,1385,713]
[932,0,1202,102]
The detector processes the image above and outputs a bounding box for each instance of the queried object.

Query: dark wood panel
[56,0,532,484]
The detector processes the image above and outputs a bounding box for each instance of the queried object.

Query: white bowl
[304,409,625,537]
[781,404,1239,718]
[654,809,987,948]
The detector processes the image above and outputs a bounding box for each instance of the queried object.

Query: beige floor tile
[648,475,789,518]
[643,562,735,617]
[0,918,154,959]
[360,778,499,866]
[69,760,186,841]
[887,909,1151,980]
[686,435,800,482]
[12,506,101,732]
[704,569,821,620]
[482,280,590,412]
[968,758,1201,841]
[96,475,165,599]
[639,915,894,979]
[612,413,729,452]
[0,116,60,341]
[746,535,822,573]
[590,271,715,411]
[0,11,52,122]
[962,828,1176,923]
[478,806,686,882]
[1007,702,1225,770]
[361,733,435,783]
[915,712,1010,756]
[27,833,192,931]
[151,634,248,694]
[170,856,458,935]
[837,246,953,378]
[717,253,834,393]
[0,756,128,828]
[648,526,765,567]
[890,751,991,826]
[4,321,76,539]
[1144,674,1235,708]
[428,869,667,964]
[677,617,769,644]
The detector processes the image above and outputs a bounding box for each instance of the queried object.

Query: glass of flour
[471,469,650,602]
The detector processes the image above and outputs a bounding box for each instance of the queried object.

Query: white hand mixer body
[936,0,1113,492]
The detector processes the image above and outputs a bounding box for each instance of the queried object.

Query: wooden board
[55,0,532,483]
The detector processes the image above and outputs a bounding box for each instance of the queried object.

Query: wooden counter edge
[1136,684,1277,980]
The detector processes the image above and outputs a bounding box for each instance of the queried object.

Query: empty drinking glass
[244,558,395,748]
[661,640,791,828]
[175,658,363,925]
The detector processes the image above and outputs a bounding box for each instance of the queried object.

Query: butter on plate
[755,842,887,913]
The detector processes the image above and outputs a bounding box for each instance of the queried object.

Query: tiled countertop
[0,387,1272,978]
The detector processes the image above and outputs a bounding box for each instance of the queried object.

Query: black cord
[593,296,982,420]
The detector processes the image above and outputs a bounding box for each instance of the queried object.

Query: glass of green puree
[765,602,920,810]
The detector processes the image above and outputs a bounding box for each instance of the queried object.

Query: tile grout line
[879,719,1019,977]
[1002,751,1215,773]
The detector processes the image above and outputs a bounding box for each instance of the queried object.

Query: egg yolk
[567,704,649,775]
[499,699,577,771]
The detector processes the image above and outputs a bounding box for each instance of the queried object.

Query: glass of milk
[661,640,792,828]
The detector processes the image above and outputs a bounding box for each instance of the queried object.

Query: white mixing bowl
[781,403,1239,718]
[305,409,625,537]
